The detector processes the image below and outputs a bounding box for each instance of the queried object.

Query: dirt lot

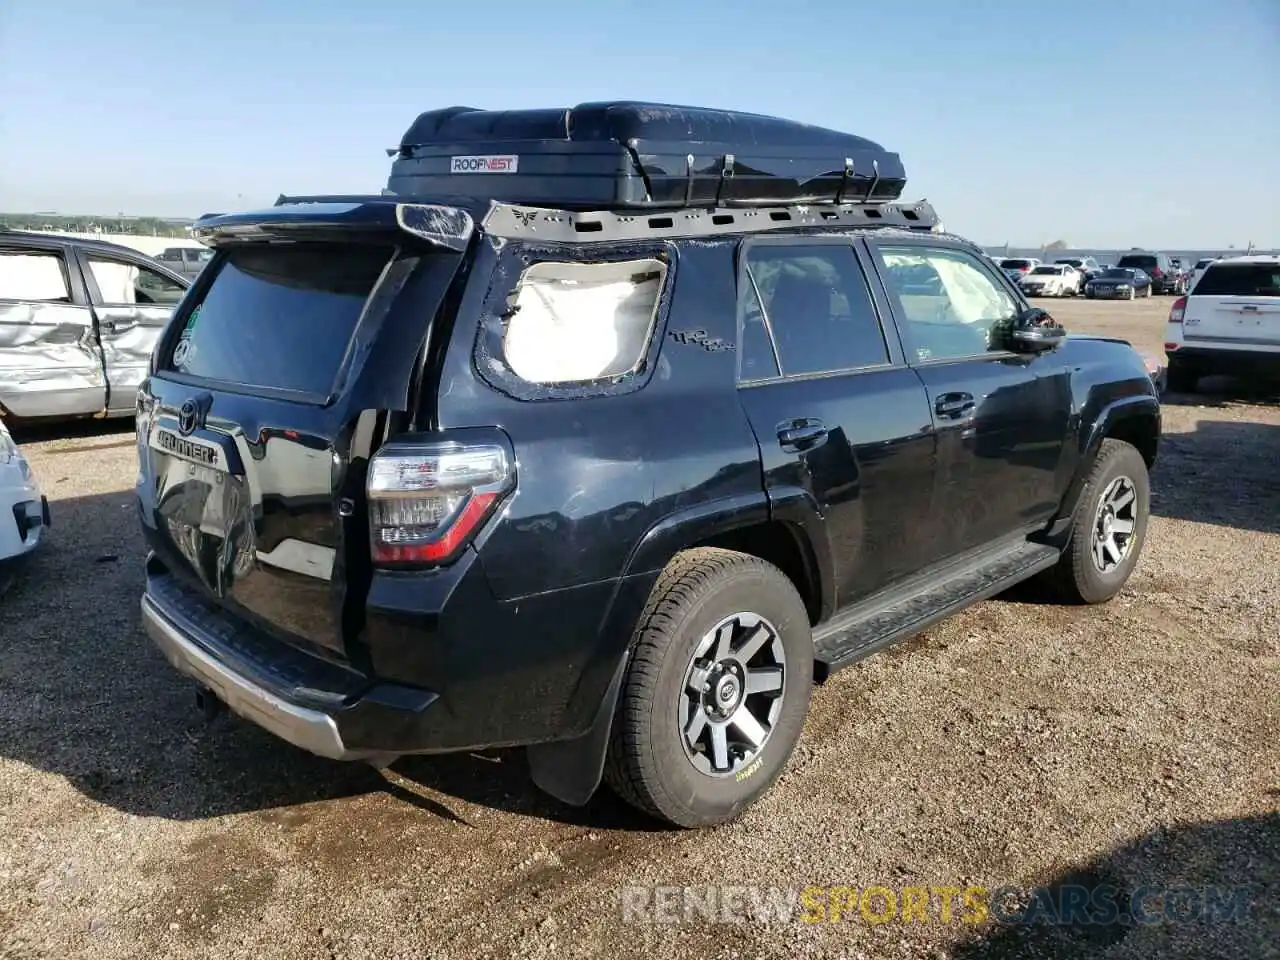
[2,296,1277,960]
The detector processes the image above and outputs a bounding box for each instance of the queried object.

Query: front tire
[1049,440,1150,604]
[603,548,813,828]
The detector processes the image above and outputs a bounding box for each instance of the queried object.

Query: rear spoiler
[191,196,474,251]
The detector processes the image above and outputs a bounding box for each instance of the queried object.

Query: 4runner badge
[450,154,519,174]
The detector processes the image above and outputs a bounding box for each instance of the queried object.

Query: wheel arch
[1050,394,1159,539]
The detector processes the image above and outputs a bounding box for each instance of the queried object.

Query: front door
[76,250,187,416]
[734,237,938,611]
[0,244,106,419]
[867,240,1071,558]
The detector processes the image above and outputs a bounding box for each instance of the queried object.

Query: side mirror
[1008,307,1066,353]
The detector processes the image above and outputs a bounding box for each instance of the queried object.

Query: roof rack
[481,198,941,243]
[262,194,941,243]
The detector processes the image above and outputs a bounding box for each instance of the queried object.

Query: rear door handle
[777,418,828,452]
[935,392,975,420]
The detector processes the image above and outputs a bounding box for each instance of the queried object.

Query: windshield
[1055,259,1083,268]
[1001,259,1032,269]
[1099,269,1136,279]
[1031,266,1062,275]
[162,242,394,396]
[1193,263,1280,297]
[1194,259,1215,269]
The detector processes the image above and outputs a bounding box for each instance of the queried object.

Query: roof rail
[274,193,393,206]
[482,199,941,243]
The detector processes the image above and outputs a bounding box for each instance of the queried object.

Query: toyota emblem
[178,399,200,436]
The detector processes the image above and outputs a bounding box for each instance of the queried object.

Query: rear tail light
[367,441,513,565]
[1169,296,1187,323]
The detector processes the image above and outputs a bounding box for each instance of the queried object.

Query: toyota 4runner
[136,102,1161,828]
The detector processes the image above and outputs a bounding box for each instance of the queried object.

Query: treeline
[0,213,194,237]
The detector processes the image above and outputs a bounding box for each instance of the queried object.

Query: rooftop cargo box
[385,102,907,211]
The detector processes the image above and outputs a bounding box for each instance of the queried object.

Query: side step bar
[813,541,1060,678]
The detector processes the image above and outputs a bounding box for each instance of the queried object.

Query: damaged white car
[0,419,47,591]
[0,233,188,423]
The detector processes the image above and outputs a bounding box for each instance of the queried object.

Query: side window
[501,258,665,385]
[0,250,72,302]
[738,275,780,380]
[743,244,888,377]
[85,256,186,306]
[876,245,1017,362]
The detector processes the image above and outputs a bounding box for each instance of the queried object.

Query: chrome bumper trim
[141,593,369,761]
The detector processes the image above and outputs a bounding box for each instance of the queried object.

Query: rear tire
[1049,440,1149,605]
[603,548,813,828]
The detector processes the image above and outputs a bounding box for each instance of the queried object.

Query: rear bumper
[141,570,445,760]
[142,592,369,760]
[1167,345,1280,377]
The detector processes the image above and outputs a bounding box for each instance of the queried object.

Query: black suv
[1115,250,1181,294]
[136,103,1160,828]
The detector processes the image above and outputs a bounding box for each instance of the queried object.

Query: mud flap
[526,652,629,807]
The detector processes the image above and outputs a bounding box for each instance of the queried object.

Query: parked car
[1189,257,1220,291]
[0,418,47,593]
[1085,267,1153,300]
[1165,255,1280,392]
[998,257,1039,282]
[155,245,214,280]
[0,232,189,422]
[1115,251,1181,295]
[136,102,1160,828]
[1019,264,1079,297]
[1054,257,1100,285]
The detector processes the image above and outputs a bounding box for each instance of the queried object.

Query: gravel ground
[1,296,1277,960]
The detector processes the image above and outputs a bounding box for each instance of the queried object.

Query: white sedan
[0,420,47,591]
[1018,264,1079,297]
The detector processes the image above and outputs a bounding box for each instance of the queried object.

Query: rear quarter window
[1193,263,1280,297]
[163,243,393,396]
[473,248,673,401]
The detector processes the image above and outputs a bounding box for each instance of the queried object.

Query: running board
[812,541,1061,678]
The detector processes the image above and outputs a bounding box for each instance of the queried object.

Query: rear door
[1183,261,1280,348]
[76,248,189,415]
[0,243,106,419]
[734,237,939,607]
[137,201,471,658]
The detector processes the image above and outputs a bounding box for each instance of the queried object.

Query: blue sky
[1,0,1277,247]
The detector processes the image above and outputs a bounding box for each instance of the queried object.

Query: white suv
[1165,255,1280,393]
[0,421,48,590]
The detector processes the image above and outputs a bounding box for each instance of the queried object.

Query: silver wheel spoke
[1093,537,1107,568]
[1111,517,1135,534]
[1110,487,1135,511]
[710,724,729,771]
[1103,534,1122,564]
[745,666,784,695]
[686,664,712,695]
[730,706,768,748]
[712,622,735,661]
[734,623,771,663]
[684,706,708,744]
